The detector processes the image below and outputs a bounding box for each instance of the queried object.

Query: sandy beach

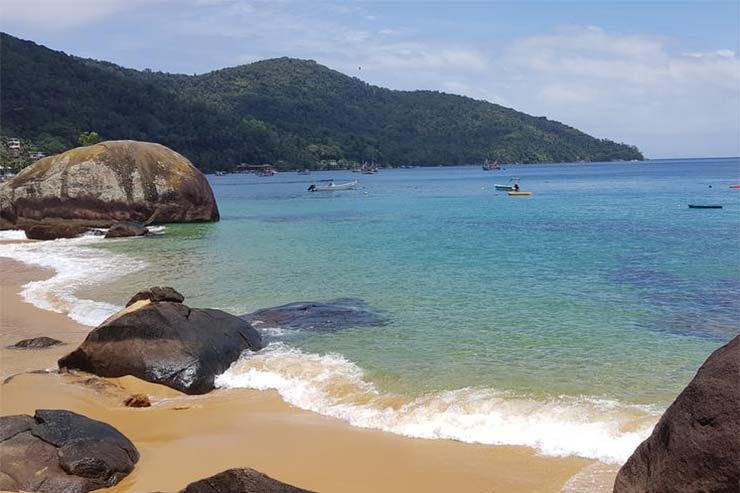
[0,256,599,493]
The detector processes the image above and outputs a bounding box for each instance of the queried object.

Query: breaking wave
[216,343,660,464]
[0,231,146,326]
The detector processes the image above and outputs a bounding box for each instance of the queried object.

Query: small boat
[482,159,500,171]
[730,184,740,189]
[495,178,521,191]
[308,180,358,192]
[508,191,532,196]
[688,204,722,209]
[361,163,379,174]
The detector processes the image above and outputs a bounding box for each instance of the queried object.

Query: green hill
[0,33,643,170]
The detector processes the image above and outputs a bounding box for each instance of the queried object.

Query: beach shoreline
[0,255,603,493]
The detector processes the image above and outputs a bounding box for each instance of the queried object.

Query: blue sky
[2,0,738,158]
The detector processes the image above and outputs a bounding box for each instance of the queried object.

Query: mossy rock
[0,140,219,228]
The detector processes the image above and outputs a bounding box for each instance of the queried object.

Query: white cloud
[0,0,157,31]
[496,26,740,156]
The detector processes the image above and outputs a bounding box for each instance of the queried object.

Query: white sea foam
[216,344,661,464]
[0,232,146,326]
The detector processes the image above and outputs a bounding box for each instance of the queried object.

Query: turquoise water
[27,157,740,462]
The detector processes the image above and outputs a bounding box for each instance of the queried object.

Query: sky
[1,0,739,158]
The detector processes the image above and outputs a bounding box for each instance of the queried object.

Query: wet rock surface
[242,298,384,333]
[104,221,148,238]
[59,289,263,394]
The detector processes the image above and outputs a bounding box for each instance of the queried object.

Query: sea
[1,157,738,468]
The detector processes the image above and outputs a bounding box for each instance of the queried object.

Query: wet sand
[0,257,596,493]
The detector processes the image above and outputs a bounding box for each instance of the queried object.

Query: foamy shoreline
[0,255,602,492]
[0,232,657,467]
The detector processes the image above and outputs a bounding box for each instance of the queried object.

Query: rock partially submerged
[0,410,139,493]
[179,468,314,493]
[242,298,384,332]
[8,336,64,349]
[59,288,263,394]
[613,335,739,493]
[24,222,88,240]
[1,140,219,230]
[105,221,148,238]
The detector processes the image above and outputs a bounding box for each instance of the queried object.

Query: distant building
[235,163,277,176]
[7,138,21,150]
[28,151,46,160]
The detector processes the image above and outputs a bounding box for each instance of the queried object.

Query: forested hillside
[0,33,643,170]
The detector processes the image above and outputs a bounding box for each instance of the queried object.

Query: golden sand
[0,257,597,493]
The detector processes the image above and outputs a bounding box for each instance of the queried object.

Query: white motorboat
[307,179,358,192]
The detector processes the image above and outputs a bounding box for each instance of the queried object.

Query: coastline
[0,256,601,493]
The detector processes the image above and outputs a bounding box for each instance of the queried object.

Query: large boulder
[241,298,384,333]
[0,140,219,229]
[24,221,89,240]
[58,288,263,394]
[613,335,739,493]
[179,468,314,493]
[0,410,138,493]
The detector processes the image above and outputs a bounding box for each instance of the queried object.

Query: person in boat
[513,183,520,191]
[307,184,316,192]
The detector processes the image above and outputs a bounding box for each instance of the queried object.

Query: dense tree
[0,33,643,171]
[78,131,100,146]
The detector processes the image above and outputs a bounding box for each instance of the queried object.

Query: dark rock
[8,336,64,349]
[24,222,88,240]
[242,298,384,333]
[105,221,148,238]
[59,295,263,395]
[180,468,315,493]
[0,140,219,228]
[0,410,138,493]
[126,286,185,307]
[613,335,739,493]
[0,415,35,442]
[123,393,151,408]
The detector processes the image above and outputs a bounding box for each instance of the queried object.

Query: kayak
[730,185,740,189]
[508,191,532,196]
[688,205,722,209]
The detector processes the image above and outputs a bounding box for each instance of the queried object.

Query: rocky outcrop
[1,140,219,229]
[0,410,138,493]
[24,221,89,240]
[105,221,148,238]
[126,286,185,306]
[613,335,739,493]
[8,336,64,349]
[242,298,384,333]
[179,468,314,493]
[58,288,263,394]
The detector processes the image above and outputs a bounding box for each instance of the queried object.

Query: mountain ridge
[0,33,643,170]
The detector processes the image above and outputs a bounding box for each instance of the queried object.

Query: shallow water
[3,157,739,463]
